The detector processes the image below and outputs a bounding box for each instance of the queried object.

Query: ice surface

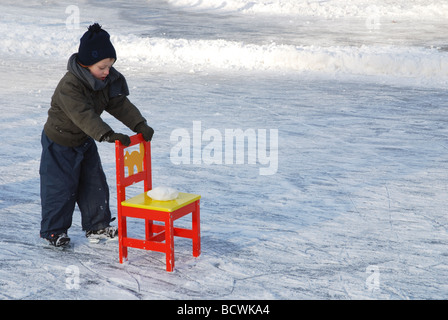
[1,0,448,300]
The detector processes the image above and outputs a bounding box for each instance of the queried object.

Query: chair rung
[148,230,166,242]
[173,227,194,238]
[122,237,166,252]
[123,227,193,249]
[149,224,194,239]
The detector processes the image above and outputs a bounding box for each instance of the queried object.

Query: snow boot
[45,232,70,247]
[86,226,118,243]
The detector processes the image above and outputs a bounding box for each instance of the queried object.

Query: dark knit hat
[77,23,117,66]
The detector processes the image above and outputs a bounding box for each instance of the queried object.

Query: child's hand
[135,122,154,141]
[110,133,131,146]
[102,131,131,146]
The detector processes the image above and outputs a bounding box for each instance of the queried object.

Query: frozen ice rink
[1,0,448,299]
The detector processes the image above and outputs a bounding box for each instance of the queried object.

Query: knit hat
[77,23,117,66]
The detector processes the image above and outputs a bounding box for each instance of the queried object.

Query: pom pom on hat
[77,23,117,66]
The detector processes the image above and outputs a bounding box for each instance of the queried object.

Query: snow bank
[166,0,448,19]
[1,20,446,80]
[115,35,448,78]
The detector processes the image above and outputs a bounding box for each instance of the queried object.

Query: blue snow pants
[39,131,112,239]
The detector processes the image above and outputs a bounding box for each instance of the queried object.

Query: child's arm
[106,95,153,141]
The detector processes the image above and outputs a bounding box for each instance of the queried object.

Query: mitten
[135,122,154,141]
[102,131,131,146]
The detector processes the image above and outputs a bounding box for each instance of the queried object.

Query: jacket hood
[67,53,129,98]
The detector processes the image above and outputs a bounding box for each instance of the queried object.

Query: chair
[115,134,201,271]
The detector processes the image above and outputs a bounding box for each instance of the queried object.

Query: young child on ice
[40,23,154,247]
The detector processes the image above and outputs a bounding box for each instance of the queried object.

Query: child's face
[88,58,115,81]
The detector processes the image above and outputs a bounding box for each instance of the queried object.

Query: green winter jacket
[44,55,146,147]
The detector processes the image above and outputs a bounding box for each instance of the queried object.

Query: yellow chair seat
[122,192,201,213]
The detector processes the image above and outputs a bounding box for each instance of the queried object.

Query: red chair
[115,134,201,271]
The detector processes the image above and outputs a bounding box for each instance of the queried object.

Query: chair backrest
[115,133,152,202]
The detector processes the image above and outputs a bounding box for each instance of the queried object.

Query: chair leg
[145,219,154,240]
[119,216,128,263]
[165,217,175,272]
[192,200,201,257]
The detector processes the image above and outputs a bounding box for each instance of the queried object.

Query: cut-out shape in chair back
[124,143,144,176]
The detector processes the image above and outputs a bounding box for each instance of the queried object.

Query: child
[40,23,154,247]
